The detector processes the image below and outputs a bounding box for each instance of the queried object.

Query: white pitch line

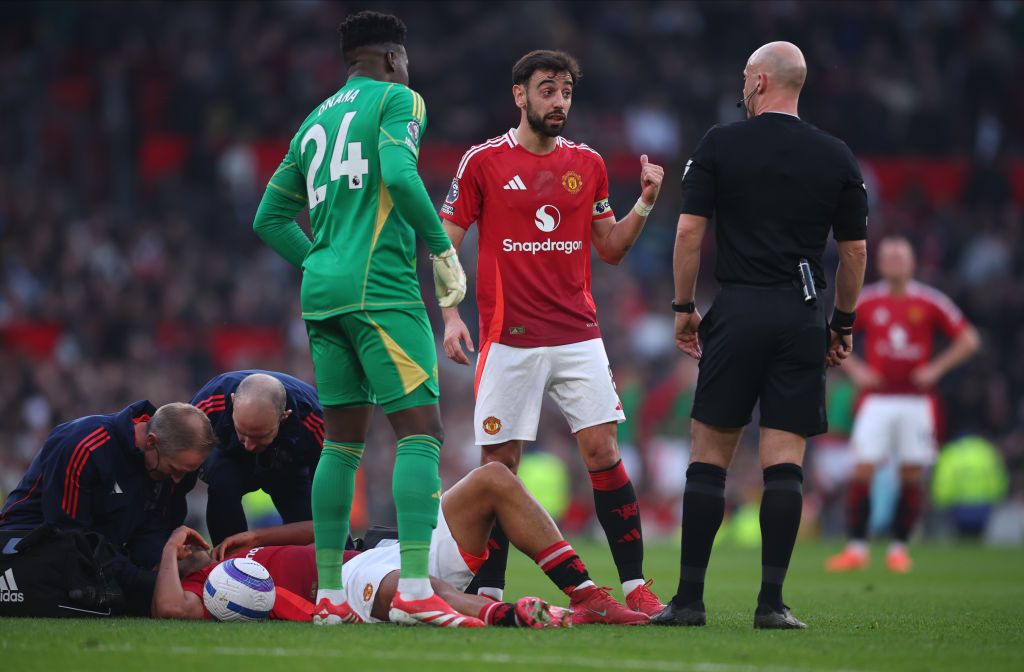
[1,639,877,672]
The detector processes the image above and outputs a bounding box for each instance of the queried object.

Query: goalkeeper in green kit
[252,11,472,627]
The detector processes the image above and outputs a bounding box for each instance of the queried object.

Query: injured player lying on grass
[153,463,649,626]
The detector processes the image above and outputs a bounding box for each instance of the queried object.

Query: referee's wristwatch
[671,300,696,313]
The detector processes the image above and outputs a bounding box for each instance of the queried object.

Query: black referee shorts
[691,284,828,437]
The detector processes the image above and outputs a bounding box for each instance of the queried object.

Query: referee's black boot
[650,598,706,626]
[753,603,807,630]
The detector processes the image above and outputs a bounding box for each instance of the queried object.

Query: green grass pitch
[2,540,1022,672]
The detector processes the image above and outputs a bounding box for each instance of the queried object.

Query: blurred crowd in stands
[1,1,1022,541]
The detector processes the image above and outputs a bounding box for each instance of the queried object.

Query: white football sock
[478,586,504,602]
[317,588,346,605]
[571,580,596,593]
[397,577,433,601]
[622,579,646,596]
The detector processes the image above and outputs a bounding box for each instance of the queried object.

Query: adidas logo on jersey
[0,568,24,602]
[503,175,527,190]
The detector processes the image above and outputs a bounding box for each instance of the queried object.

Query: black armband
[829,308,856,335]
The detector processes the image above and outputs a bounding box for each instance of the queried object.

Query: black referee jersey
[680,112,868,436]
[681,112,868,288]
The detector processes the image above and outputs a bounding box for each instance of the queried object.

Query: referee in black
[653,42,868,629]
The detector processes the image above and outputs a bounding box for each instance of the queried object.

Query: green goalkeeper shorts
[305,308,439,413]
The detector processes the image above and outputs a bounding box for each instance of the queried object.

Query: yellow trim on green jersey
[289,77,436,321]
[301,299,423,321]
[365,313,429,394]
[323,442,365,459]
[267,181,307,202]
[379,128,402,146]
[360,181,394,307]
[273,161,297,176]
[413,92,426,122]
[378,82,396,120]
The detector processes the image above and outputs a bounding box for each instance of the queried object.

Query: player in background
[153,464,646,626]
[826,236,980,572]
[439,50,666,619]
[190,371,324,545]
[251,11,468,626]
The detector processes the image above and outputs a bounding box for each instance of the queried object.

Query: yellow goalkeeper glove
[431,246,467,308]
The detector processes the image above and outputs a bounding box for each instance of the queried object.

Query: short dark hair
[512,50,582,87]
[338,11,407,56]
[150,402,217,457]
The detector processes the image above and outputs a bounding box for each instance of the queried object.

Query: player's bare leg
[373,572,566,628]
[371,573,482,627]
[654,420,742,626]
[826,462,875,572]
[575,422,663,615]
[887,463,925,573]
[443,462,565,559]
[312,405,373,624]
[444,463,646,625]
[480,439,525,472]
[468,439,524,600]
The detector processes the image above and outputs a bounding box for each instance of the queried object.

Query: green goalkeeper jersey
[255,76,451,321]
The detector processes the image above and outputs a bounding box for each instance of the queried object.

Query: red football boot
[570,585,649,625]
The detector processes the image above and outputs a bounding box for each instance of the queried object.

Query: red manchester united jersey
[855,281,968,394]
[183,545,318,621]
[440,129,615,348]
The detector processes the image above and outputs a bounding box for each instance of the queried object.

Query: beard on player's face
[525,98,567,138]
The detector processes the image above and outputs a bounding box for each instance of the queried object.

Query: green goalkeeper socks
[312,441,364,591]
[393,434,443,580]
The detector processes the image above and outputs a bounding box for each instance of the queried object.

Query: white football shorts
[474,338,626,445]
[850,394,937,466]
[341,497,487,623]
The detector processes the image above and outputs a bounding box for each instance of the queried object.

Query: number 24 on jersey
[300,111,369,209]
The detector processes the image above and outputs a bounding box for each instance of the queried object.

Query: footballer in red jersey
[150,464,647,626]
[827,236,979,573]
[438,50,666,616]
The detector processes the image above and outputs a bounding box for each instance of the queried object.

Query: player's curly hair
[512,50,582,87]
[338,11,407,56]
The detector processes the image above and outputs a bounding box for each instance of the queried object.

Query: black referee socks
[674,462,727,606]
[758,463,804,611]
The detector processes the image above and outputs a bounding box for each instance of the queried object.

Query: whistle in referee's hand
[798,258,817,306]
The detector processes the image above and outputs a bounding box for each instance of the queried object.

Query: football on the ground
[203,558,276,622]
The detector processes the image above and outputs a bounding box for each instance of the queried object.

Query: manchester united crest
[561,170,583,194]
[363,583,373,602]
[482,416,502,436]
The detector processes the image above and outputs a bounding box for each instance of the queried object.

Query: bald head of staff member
[655,41,869,629]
